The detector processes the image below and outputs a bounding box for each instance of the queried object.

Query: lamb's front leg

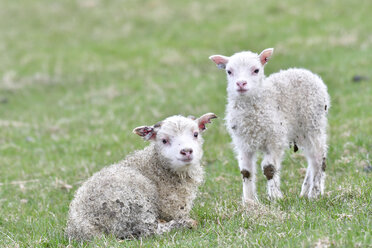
[238,150,258,204]
[261,150,284,200]
[156,218,197,235]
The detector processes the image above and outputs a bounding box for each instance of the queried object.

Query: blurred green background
[0,0,371,247]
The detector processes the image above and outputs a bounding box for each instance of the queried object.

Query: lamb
[209,48,330,202]
[66,113,217,241]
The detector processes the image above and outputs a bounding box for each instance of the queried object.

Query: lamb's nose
[236,81,247,88]
[180,148,193,156]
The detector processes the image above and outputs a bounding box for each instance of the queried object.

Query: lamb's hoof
[242,195,259,205]
[185,219,198,229]
[300,188,310,198]
[300,189,311,198]
[307,187,322,199]
[243,199,260,208]
[268,188,283,201]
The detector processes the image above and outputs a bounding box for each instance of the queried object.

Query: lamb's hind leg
[300,164,312,197]
[301,135,327,198]
[261,149,284,200]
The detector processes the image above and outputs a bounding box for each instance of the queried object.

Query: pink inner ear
[199,123,206,131]
[259,49,273,65]
[142,127,156,140]
[133,126,156,140]
[142,127,151,134]
[198,113,217,131]
[210,55,229,66]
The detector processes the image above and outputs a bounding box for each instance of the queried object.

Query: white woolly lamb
[66,113,217,241]
[209,48,330,202]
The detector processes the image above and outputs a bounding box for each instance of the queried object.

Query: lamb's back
[268,68,330,139]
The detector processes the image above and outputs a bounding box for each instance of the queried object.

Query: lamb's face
[225,52,265,96]
[209,48,274,98]
[155,116,204,171]
[133,113,217,172]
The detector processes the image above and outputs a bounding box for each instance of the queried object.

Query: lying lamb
[209,48,330,202]
[66,113,217,241]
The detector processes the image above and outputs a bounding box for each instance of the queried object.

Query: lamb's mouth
[178,158,193,163]
[237,89,248,93]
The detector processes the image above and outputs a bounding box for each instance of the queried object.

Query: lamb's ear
[197,113,217,132]
[259,48,274,65]
[209,55,229,69]
[133,122,162,141]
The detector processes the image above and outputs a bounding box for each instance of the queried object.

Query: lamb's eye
[193,132,199,138]
[227,70,232,75]
[162,139,168,144]
[254,69,259,73]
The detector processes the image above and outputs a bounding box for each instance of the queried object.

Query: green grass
[0,0,371,247]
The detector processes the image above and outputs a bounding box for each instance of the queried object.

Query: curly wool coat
[210,49,330,201]
[66,114,215,241]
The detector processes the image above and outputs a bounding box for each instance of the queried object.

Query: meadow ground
[0,0,371,247]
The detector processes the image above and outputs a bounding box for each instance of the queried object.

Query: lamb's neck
[173,163,204,184]
[228,94,259,110]
[227,86,272,111]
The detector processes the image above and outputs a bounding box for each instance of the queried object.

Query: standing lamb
[209,48,330,202]
[66,113,217,241]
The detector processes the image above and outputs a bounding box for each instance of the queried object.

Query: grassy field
[0,0,371,247]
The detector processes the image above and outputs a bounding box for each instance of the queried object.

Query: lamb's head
[209,48,274,97]
[133,113,217,172]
